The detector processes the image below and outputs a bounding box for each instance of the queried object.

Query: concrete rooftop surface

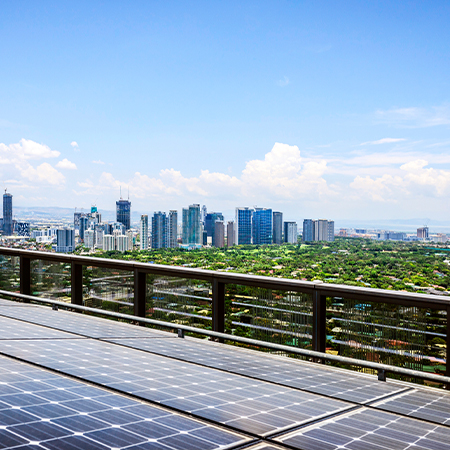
[0,298,449,450]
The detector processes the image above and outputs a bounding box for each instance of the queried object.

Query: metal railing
[1,247,449,382]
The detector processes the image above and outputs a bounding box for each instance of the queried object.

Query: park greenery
[92,238,450,294]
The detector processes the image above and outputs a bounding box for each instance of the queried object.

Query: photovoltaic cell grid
[0,316,85,340]
[105,336,408,404]
[373,389,450,425]
[0,355,250,450]
[0,338,353,437]
[1,303,450,450]
[276,408,450,450]
[0,303,177,339]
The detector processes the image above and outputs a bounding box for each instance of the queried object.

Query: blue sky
[1,1,450,223]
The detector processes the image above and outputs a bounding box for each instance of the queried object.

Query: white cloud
[360,138,406,145]
[375,105,450,128]
[0,138,65,188]
[92,160,105,165]
[277,76,290,87]
[0,138,60,160]
[21,162,65,186]
[71,141,79,151]
[77,143,332,204]
[56,158,77,170]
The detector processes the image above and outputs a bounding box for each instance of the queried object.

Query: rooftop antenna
[120,186,122,199]
[128,186,130,201]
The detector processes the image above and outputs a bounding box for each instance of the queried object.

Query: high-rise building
[103,234,115,251]
[79,216,89,240]
[284,222,298,244]
[56,228,75,253]
[201,205,207,224]
[17,222,30,237]
[417,227,429,239]
[116,198,131,230]
[168,210,178,248]
[182,204,202,246]
[205,212,224,245]
[213,221,225,247]
[327,221,335,242]
[152,212,167,249]
[252,208,272,245]
[227,221,235,247]
[140,215,149,250]
[302,219,314,242]
[236,207,253,245]
[272,212,283,245]
[115,235,129,252]
[316,219,328,241]
[84,229,95,249]
[303,219,334,242]
[2,190,13,236]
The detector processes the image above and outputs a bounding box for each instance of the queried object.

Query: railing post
[20,255,31,301]
[71,262,83,306]
[312,290,327,354]
[134,270,146,320]
[212,278,225,337]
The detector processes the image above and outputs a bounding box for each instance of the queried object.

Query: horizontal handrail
[1,247,450,308]
[0,289,449,386]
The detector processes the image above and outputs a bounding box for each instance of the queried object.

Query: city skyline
[1,2,450,221]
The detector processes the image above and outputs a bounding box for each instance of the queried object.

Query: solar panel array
[0,355,249,450]
[0,338,352,436]
[105,336,407,404]
[0,299,449,450]
[0,303,177,339]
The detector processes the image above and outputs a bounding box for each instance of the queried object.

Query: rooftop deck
[0,298,449,450]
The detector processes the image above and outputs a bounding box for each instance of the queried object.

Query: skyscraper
[227,221,235,247]
[284,221,298,244]
[205,212,224,245]
[213,221,225,247]
[417,227,429,239]
[140,215,149,250]
[152,212,167,249]
[116,198,131,230]
[252,208,272,245]
[302,219,314,242]
[303,219,334,242]
[182,204,201,246]
[236,207,253,245]
[56,228,75,253]
[168,210,178,248]
[2,190,13,236]
[272,211,283,245]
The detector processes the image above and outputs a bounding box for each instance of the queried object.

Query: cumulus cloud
[361,138,406,145]
[76,143,332,206]
[92,160,105,165]
[21,162,65,185]
[349,159,450,202]
[0,138,60,160]
[0,138,65,187]
[71,141,79,151]
[56,158,77,170]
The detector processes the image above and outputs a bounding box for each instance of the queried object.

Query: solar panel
[104,336,407,404]
[276,407,450,450]
[372,388,450,426]
[0,355,250,450]
[0,316,84,340]
[0,338,353,436]
[0,304,176,339]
